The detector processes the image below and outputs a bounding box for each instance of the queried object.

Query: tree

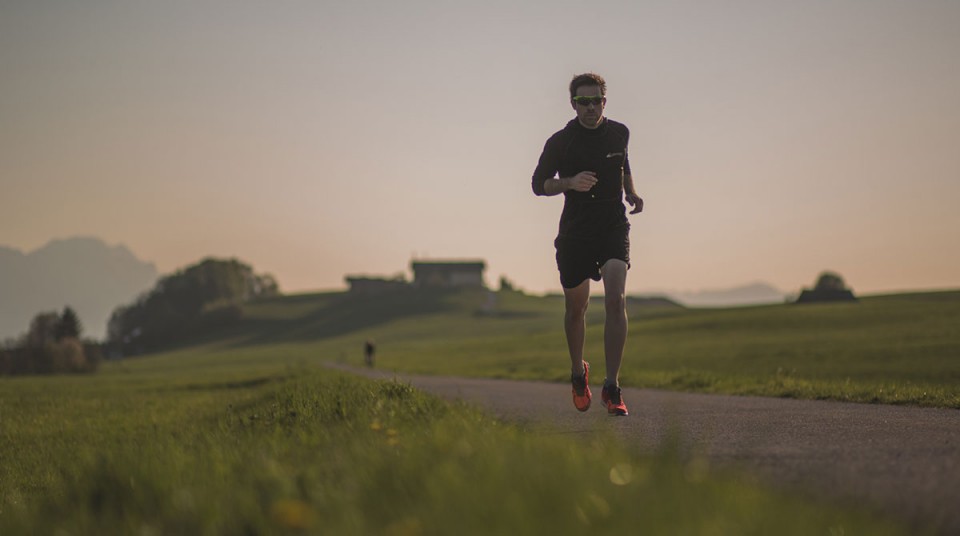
[254,273,280,297]
[107,257,281,355]
[1,309,100,376]
[56,306,82,341]
[57,338,87,372]
[27,312,60,348]
[814,272,847,292]
[795,271,856,303]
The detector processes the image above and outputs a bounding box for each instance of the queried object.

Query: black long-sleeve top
[532,118,631,238]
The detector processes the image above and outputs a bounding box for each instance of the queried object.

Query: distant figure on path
[364,340,376,368]
[531,73,643,416]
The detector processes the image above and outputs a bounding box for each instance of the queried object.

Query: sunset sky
[3,0,959,297]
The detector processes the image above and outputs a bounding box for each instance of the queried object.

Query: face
[571,84,605,129]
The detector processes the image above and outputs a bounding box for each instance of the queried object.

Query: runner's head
[569,73,606,100]
[569,73,606,129]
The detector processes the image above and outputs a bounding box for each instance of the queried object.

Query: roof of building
[410,260,486,270]
[345,275,407,282]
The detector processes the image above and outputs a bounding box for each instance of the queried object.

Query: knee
[605,292,626,314]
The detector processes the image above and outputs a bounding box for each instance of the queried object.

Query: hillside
[147,287,960,408]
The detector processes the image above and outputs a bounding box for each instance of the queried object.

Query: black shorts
[554,225,630,289]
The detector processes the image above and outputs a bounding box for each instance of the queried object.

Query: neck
[578,116,603,130]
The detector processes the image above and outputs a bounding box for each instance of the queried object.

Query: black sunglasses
[572,96,604,107]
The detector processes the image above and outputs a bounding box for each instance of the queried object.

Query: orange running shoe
[571,361,591,412]
[601,382,629,416]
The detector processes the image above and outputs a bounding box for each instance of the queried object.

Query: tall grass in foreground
[1,369,912,535]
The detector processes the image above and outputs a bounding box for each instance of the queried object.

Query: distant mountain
[664,282,786,307]
[0,237,158,341]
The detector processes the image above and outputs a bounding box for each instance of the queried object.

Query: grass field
[1,364,914,534]
[2,287,955,533]
[217,287,960,408]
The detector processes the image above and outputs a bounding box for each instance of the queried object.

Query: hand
[566,171,598,192]
[626,191,643,214]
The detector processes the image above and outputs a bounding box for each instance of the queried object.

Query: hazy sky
[3,0,959,296]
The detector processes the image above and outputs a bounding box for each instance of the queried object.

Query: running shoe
[571,361,591,412]
[601,382,629,416]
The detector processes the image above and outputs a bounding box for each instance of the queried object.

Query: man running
[531,73,643,416]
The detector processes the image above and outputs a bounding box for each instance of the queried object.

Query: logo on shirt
[606,152,624,158]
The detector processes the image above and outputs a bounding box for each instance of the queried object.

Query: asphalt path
[327,363,960,534]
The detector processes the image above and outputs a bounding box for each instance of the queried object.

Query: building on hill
[345,275,410,294]
[411,260,486,289]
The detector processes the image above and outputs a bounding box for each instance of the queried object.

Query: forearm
[541,177,570,196]
[623,174,638,195]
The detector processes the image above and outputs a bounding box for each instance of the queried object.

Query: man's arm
[533,130,598,196]
[623,174,643,214]
[621,137,642,214]
[541,172,599,196]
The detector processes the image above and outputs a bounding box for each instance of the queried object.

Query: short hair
[569,73,607,99]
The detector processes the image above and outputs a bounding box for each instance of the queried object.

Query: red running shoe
[571,361,591,412]
[601,383,629,416]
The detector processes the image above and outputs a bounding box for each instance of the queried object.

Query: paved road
[328,364,960,534]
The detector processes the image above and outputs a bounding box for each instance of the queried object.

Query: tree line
[0,306,102,375]
[1,257,279,375]
[107,257,279,356]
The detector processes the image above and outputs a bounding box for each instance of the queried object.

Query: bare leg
[600,259,628,385]
[563,279,591,376]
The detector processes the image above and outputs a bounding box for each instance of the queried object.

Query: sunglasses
[572,96,604,107]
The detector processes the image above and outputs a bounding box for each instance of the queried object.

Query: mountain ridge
[653,281,786,307]
[0,237,158,341]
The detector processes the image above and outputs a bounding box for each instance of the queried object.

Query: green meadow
[3,288,956,533]
[1,367,912,535]
[213,287,960,407]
